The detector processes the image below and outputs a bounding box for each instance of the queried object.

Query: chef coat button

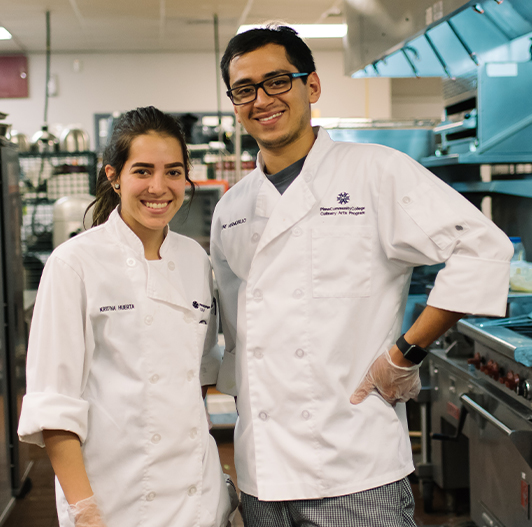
[293,289,303,299]
[259,411,268,421]
[146,492,156,501]
[293,227,302,237]
[302,410,311,420]
[455,224,464,231]
[187,370,195,381]
[184,313,193,323]
[402,196,411,204]
[151,434,161,443]
[253,289,263,301]
[251,233,260,243]
[145,315,153,325]
[295,348,305,358]
[126,257,136,267]
[149,374,159,384]
[167,261,175,270]
[253,348,263,359]
[188,486,197,496]
[190,427,198,439]
[304,174,311,182]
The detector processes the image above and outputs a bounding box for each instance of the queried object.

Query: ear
[105,165,120,194]
[307,72,321,104]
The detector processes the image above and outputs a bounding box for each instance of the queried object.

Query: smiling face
[106,132,186,246]
[228,43,321,163]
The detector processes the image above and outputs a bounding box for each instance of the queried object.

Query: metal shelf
[452,180,532,199]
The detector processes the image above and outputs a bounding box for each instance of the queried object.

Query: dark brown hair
[88,106,194,226]
[220,25,316,90]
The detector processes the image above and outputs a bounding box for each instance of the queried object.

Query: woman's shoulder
[166,231,208,255]
[48,224,109,267]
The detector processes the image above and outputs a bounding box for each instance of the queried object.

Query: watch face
[403,345,427,364]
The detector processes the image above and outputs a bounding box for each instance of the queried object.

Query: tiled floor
[3,431,474,527]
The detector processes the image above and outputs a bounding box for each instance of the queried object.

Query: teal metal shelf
[452,180,532,199]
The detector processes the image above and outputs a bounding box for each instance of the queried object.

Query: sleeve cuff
[216,349,237,396]
[428,254,510,316]
[18,392,90,447]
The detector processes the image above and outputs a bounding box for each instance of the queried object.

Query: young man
[211,25,512,526]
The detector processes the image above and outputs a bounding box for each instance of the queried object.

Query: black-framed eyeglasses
[227,72,310,105]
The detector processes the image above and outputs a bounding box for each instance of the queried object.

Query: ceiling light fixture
[0,27,13,40]
[237,24,347,39]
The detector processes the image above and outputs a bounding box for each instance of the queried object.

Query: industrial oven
[427,295,532,527]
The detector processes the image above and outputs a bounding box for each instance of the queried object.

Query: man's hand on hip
[349,347,421,406]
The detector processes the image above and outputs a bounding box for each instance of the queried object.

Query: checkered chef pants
[240,477,417,527]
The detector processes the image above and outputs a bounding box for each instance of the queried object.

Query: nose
[148,172,166,194]
[254,85,275,106]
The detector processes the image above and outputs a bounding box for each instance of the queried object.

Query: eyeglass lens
[231,74,293,104]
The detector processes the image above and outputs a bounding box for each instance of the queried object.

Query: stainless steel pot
[60,127,90,152]
[31,126,59,153]
[7,131,30,151]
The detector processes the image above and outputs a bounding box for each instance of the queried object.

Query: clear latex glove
[350,349,421,406]
[69,495,107,527]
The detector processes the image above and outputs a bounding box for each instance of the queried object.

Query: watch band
[395,334,428,364]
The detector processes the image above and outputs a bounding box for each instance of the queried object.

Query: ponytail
[87,166,121,227]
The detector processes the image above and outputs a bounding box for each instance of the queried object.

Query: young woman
[18,107,235,527]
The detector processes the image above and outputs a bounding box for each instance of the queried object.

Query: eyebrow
[131,162,184,169]
[231,69,291,88]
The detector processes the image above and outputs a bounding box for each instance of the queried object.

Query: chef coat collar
[106,208,193,311]
[106,207,171,260]
[255,126,330,179]
[253,127,335,254]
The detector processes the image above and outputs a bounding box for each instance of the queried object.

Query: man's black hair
[220,25,316,90]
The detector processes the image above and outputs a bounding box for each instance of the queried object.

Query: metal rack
[17,151,97,288]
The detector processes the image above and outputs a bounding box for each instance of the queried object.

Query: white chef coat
[211,127,513,501]
[18,208,232,527]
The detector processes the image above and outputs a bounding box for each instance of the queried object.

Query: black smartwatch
[395,334,428,365]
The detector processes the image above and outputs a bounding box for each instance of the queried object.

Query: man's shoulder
[216,169,261,209]
[330,139,402,158]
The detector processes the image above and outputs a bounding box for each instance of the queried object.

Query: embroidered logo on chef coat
[319,203,365,217]
[192,300,212,313]
[99,303,135,312]
[337,192,350,205]
[222,217,247,230]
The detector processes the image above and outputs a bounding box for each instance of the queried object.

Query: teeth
[259,112,282,122]
[145,201,169,209]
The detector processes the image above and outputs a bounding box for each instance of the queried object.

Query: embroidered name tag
[222,218,247,230]
[99,304,135,313]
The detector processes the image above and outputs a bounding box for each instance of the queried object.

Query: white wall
[0,50,392,149]
[391,77,443,121]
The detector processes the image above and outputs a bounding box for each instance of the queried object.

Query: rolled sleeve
[428,255,511,316]
[18,253,91,446]
[379,150,513,316]
[18,392,90,447]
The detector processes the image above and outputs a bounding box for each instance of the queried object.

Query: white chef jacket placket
[244,171,329,497]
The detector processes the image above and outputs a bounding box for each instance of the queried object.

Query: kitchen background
[2,1,532,527]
